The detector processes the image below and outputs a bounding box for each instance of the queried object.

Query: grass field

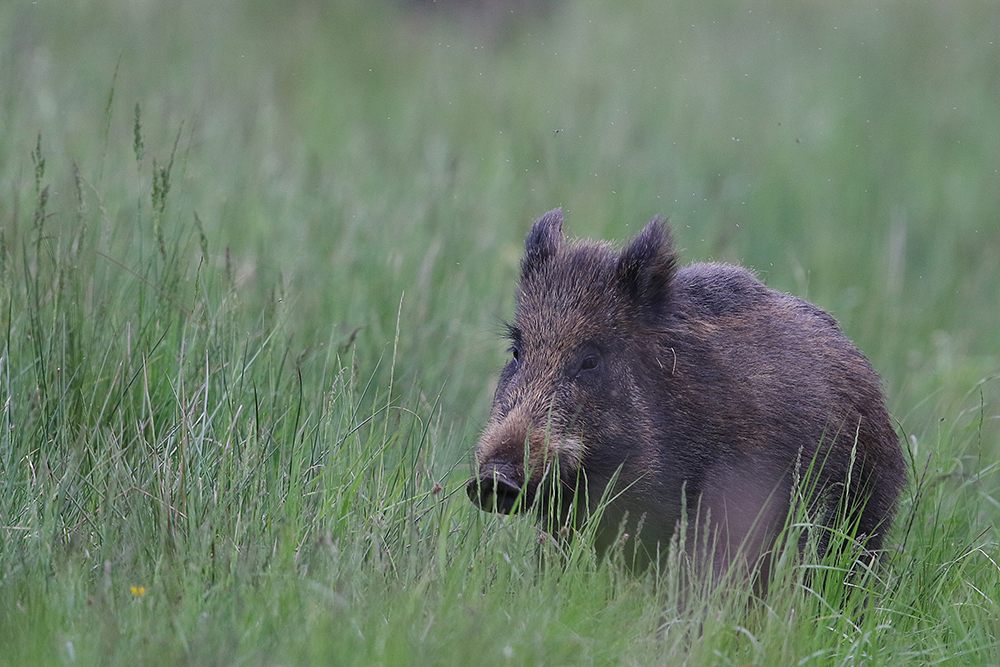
[1,0,999,664]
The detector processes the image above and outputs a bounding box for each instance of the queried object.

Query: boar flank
[467,208,906,577]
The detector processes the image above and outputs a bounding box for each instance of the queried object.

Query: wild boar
[467,208,906,576]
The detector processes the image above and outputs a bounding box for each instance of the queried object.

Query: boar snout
[467,461,532,514]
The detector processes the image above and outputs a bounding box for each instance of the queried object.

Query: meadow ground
[1,0,999,664]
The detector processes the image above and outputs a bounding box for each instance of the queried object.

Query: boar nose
[467,462,527,514]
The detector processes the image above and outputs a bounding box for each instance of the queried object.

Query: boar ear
[616,216,677,319]
[521,208,563,278]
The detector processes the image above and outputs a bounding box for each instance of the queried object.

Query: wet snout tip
[467,463,524,514]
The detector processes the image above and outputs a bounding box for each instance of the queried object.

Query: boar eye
[574,348,602,377]
[509,345,520,366]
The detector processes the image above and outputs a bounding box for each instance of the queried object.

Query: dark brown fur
[467,209,906,576]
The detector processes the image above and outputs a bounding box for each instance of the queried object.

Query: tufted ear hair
[520,208,564,280]
[616,216,677,320]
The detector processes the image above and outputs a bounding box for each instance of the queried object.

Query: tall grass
[1,0,999,664]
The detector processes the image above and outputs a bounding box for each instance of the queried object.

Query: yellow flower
[130,585,146,597]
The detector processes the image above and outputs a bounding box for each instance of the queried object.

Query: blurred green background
[2,0,999,662]
[4,0,998,431]
[6,0,998,433]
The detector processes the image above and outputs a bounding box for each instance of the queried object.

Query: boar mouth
[467,462,534,514]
